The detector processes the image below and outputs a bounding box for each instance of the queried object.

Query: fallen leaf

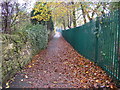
[28,65,32,68]
[95,80,101,83]
[53,81,57,84]
[44,71,47,73]
[63,61,68,64]
[21,79,24,81]
[6,82,9,86]
[5,82,10,88]
[0,86,2,89]
[110,85,114,88]
[25,75,28,78]
[28,81,32,84]
[6,85,9,88]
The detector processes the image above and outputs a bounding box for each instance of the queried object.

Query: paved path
[8,32,115,88]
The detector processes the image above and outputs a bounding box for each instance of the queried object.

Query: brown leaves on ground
[9,33,116,88]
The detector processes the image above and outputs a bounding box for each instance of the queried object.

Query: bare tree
[1,0,30,34]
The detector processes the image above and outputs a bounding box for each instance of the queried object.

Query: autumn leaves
[31,2,51,21]
[9,35,116,88]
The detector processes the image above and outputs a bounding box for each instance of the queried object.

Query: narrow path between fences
[8,32,116,88]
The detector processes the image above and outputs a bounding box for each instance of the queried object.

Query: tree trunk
[67,10,72,29]
[80,3,87,24]
[71,2,76,28]
[62,19,66,30]
[87,13,92,21]
[2,2,11,34]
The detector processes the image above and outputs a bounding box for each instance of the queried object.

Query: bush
[26,24,48,55]
[1,24,48,84]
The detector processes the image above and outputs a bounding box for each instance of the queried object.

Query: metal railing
[62,10,120,82]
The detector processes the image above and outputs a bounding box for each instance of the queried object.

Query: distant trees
[30,2,54,31]
[45,1,119,30]
[1,0,119,33]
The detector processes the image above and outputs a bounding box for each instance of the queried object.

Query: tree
[109,2,120,10]
[31,1,116,30]
[48,2,79,29]
[1,0,30,34]
[1,1,14,33]
[76,2,112,24]
[30,2,54,31]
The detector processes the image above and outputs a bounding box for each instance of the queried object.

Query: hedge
[1,24,48,84]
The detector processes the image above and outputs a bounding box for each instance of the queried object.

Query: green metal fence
[62,10,120,82]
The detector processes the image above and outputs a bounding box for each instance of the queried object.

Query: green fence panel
[62,10,120,81]
[97,10,120,81]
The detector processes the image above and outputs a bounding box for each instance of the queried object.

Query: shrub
[1,24,48,84]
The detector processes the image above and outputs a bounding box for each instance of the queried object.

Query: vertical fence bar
[95,17,99,63]
[62,9,120,82]
[118,9,120,81]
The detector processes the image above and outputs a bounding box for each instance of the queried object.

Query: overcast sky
[18,0,37,12]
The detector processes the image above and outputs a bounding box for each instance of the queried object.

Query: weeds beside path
[9,32,116,88]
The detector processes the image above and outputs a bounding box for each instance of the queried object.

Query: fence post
[118,8,120,81]
[95,17,99,63]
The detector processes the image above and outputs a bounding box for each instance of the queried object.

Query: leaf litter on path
[9,33,117,89]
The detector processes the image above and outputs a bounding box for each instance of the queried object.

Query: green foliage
[30,9,46,25]
[2,24,48,83]
[26,24,48,55]
[30,2,54,31]
[47,17,54,31]
[110,2,120,11]
[30,9,54,31]
[13,24,48,55]
[30,10,39,25]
